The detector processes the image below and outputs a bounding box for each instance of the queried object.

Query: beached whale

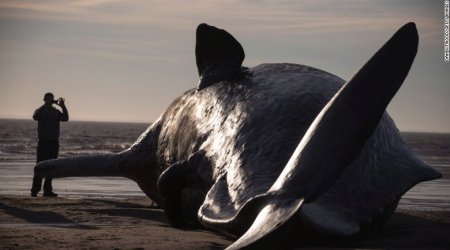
[36,22,441,249]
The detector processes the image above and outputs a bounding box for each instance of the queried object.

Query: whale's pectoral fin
[196,23,246,90]
[226,22,419,249]
[158,150,211,227]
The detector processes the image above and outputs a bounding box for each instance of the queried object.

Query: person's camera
[52,98,63,105]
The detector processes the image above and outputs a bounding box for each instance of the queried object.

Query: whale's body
[36,23,441,249]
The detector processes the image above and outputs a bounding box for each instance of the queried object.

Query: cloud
[0,0,448,131]
[0,0,441,34]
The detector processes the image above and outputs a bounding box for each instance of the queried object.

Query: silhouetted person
[31,92,69,197]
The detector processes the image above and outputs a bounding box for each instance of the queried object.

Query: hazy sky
[0,0,448,132]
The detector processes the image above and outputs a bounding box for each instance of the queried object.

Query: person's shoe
[43,191,58,197]
[31,192,37,197]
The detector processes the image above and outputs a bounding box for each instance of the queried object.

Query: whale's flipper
[158,150,211,227]
[227,197,304,250]
[225,22,422,249]
[196,23,245,90]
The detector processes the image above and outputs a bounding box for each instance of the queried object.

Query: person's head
[43,92,55,103]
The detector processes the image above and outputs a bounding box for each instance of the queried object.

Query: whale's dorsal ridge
[196,23,245,90]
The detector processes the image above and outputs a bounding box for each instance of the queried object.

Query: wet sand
[0,195,232,249]
[1,195,450,249]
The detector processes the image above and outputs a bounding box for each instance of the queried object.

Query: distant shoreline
[0,117,152,125]
[1,118,448,134]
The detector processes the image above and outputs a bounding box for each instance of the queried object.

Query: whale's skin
[157,63,341,225]
[154,63,435,237]
[35,23,441,248]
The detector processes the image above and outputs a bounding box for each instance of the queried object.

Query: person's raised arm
[58,98,69,122]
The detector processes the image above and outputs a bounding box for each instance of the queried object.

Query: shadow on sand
[235,211,450,249]
[0,201,97,229]
[79,199,168,224]
[350,211,450,249]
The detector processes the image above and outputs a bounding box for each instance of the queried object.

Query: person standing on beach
[31,92,69,197]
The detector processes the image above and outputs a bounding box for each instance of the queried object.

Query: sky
[0,0,448,132]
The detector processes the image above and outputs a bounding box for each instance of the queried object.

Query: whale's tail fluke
[226,22,425,250]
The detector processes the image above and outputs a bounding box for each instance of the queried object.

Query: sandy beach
[1,194,450,249]
[0,195,233,249]
[1,121,449,249]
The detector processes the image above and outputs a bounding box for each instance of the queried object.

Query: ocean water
[0,119,449,211]
[0,119,148,161]
[0,119,148,198]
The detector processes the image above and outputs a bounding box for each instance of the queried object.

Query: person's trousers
[31,140,59,194]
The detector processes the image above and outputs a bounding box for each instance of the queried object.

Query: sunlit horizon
[1,1,449,133]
